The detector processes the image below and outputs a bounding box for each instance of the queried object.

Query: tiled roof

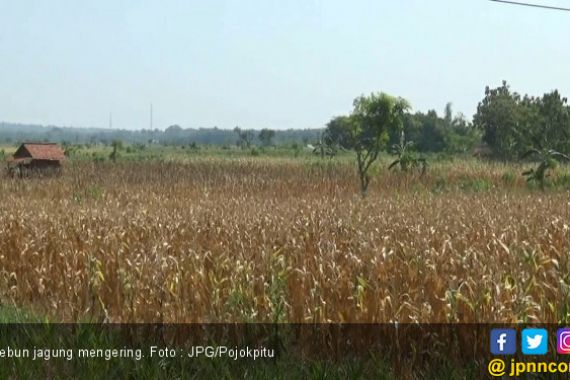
[15,143,66,161]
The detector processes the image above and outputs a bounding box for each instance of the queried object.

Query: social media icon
[522,328,548,355]
[557,328,570,354]
[490,329,516,355]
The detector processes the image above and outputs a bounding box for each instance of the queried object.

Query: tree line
[1,81,568,161]
[0,124,320,147]
[475,81,570,159]
[319,81,570,194]
[323,81,570,160]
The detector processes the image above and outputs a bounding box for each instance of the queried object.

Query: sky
[0,0,569,130]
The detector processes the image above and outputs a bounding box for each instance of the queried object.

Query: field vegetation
[1,157,570,323]
[1,82,570,378]
[2,82,570,326]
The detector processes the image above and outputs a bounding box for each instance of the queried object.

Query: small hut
[8,143,66,176]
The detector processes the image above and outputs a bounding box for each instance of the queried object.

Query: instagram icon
[557,329,570,354]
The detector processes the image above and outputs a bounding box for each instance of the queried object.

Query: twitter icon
[522,328,548,355]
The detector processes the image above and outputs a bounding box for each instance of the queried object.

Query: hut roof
[13,143,66,161]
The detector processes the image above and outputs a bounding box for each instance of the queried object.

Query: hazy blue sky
[1,0,569,130]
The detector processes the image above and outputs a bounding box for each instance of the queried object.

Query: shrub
[501,171,517,186]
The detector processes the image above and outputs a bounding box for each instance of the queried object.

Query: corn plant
[0,158,568,324]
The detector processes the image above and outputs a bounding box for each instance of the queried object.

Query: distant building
[8,143,65,176]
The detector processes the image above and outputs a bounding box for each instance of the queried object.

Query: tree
[234,127,254,149]
[258,128,276,147]
[391,107,478,154]
[441,105,480,154]
[473,81,539,159]
[326,93,409,196]
[444,102,453,126]
[110,139,123,162]
[165,125,183,133]
[475,82,570,159]
[352,93,409,195]
[474,81,523,159]
[324,116,354,149]
[533,91,570,154]
[418,110,446,152]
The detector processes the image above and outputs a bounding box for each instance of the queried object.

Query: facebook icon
[490,329,517,355]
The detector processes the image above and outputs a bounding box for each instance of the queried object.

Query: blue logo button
[522,328,548,355]
[491,329,517,355]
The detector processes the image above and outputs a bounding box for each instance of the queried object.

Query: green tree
[474,81,532,159]
[441,105,480,154]
[418,110,446,152]
[234,127,254,149]
[475,82,570,159]
[444,102,453,126]
[392,108,474,154]
[324,116,354,149]
[258,128,276,147]
[329,93,409,196]
[533,91,570,153]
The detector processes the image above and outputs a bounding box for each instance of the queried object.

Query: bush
[433,152,454,162]
[458,177,493,192]
[501,171,517,186]
[432,176,447,194]
[553,173,570,190]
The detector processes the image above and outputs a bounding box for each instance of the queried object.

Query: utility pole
[109,112,113,129]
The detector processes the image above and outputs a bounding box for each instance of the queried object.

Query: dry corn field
[1,158,570,323]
